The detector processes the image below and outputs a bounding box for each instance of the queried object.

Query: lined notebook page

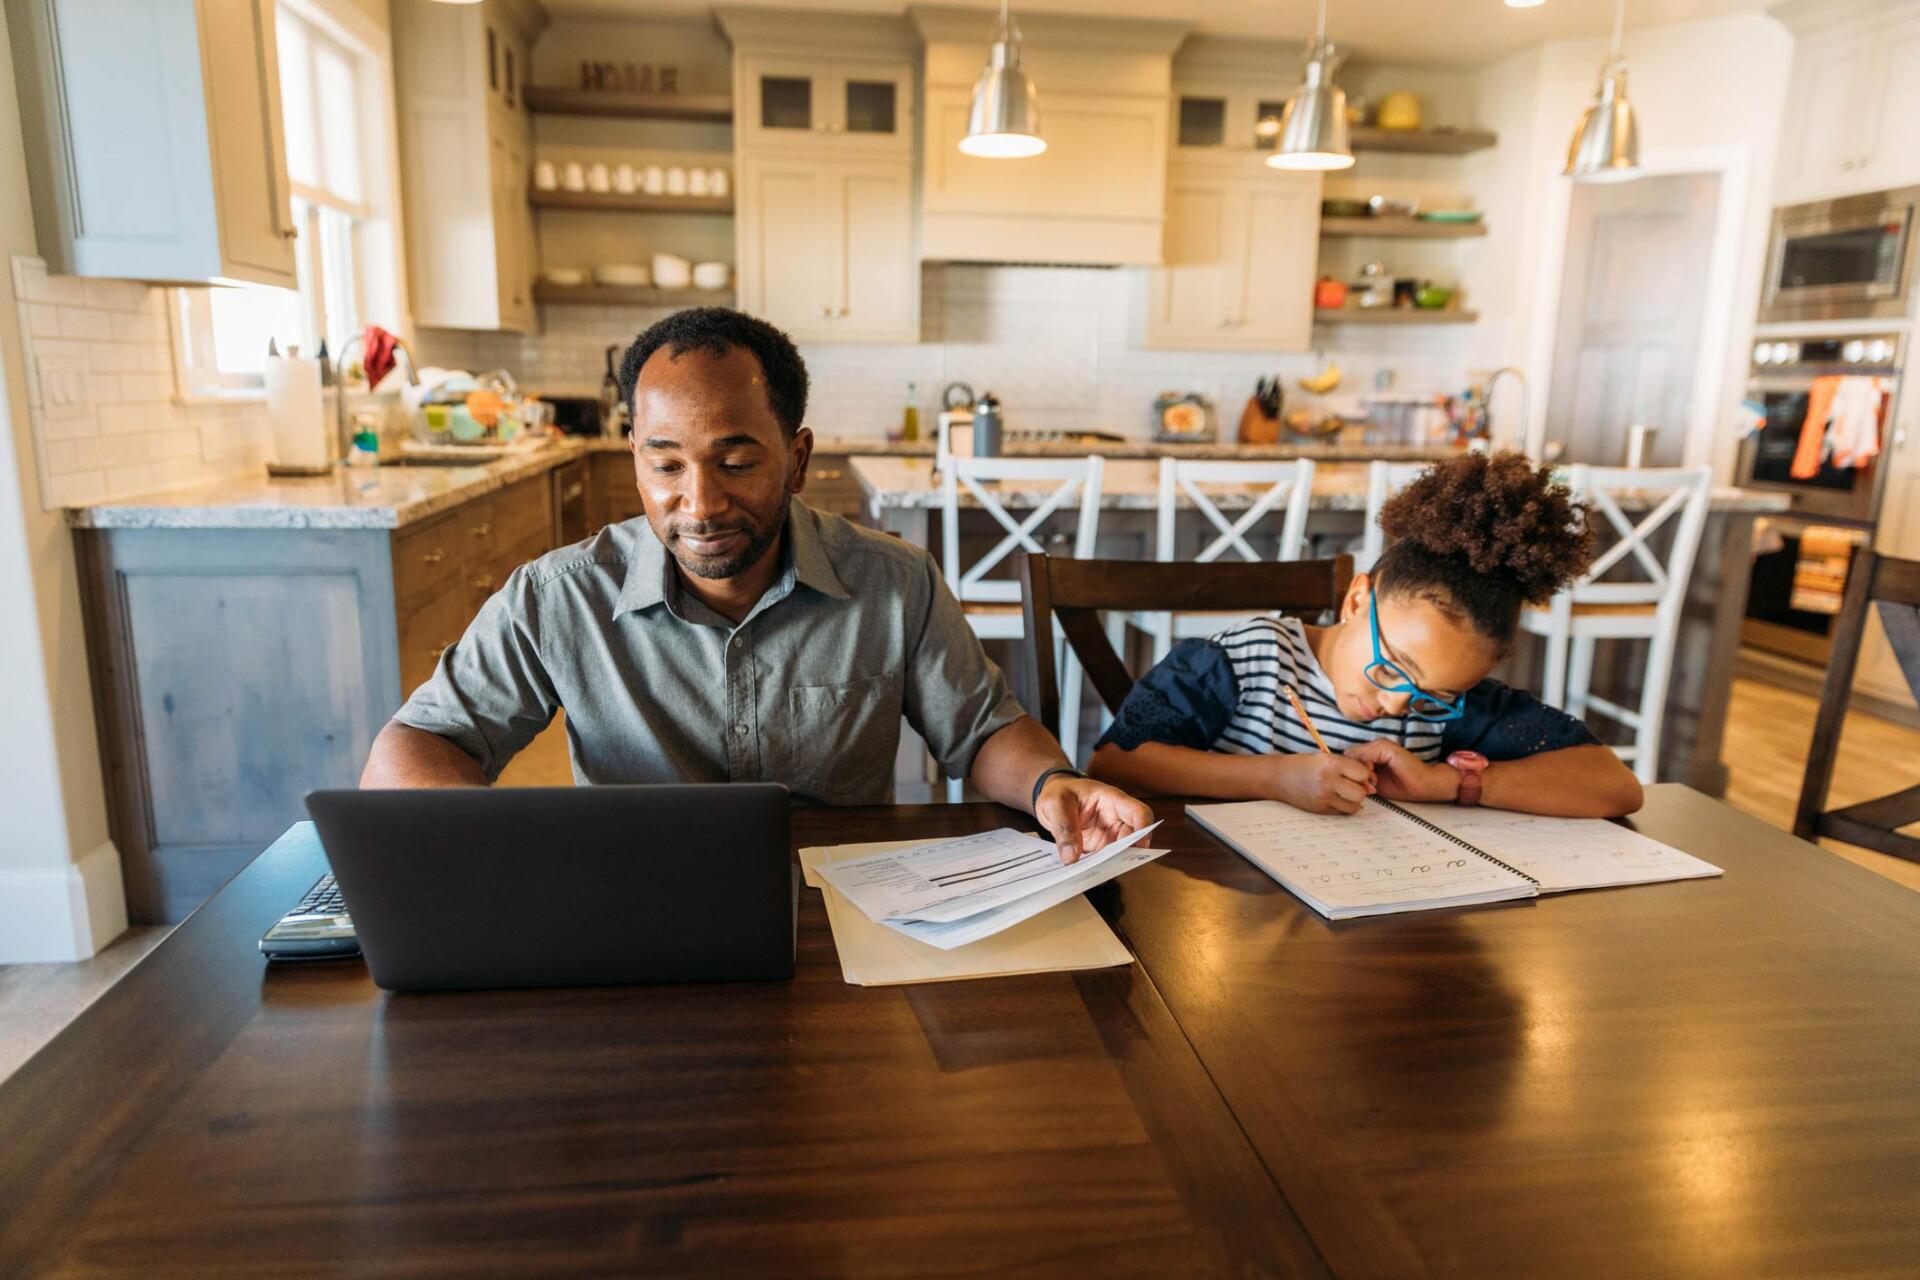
[1185,800,1536,920]
[1398,805,1724,893]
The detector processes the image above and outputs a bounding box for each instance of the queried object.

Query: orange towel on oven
[1791,375,1884,478]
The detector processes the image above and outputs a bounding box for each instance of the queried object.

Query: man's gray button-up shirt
[394,498,1026,804]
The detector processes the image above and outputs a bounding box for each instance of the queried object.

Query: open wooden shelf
[524,86,733,123]
[1313,307,1479,326]
[1320,215,1486,239]
[534,283,735,307]
[529,189,733,215]
[1349,126,1498,156]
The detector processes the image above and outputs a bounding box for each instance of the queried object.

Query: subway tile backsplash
[418,264,1486,441]
[12,256,271,509]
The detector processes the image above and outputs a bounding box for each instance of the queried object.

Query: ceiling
[543,0,1771,67]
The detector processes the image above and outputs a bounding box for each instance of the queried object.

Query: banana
[1298,362,1343,395]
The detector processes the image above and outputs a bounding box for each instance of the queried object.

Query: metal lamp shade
[1564,60,1640,182]
[960,41,1045,159]
[1265,43,1354,172]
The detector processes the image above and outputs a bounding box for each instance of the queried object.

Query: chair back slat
[942,456,1105,604]
[1019,552,1354,737]
[1793,549,1920,864]
[1566,465,1712,612]
[1155,459,1315,564]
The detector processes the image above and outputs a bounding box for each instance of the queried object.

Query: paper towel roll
[265,356,330,471]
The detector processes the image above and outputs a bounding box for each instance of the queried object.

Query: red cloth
[361,324,400,389]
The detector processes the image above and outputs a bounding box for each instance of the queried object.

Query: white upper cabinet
[393,0,542,333]
[1140,167,1319,351]
[740,54,913,154]
[721,8,919,343]
[6,0,296,285]
[1774,2,1920,203]
[910,8,1189,266]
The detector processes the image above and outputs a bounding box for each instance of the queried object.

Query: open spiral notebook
[1187,798,1722,920]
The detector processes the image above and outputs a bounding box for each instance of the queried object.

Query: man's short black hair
[616,307,809,437]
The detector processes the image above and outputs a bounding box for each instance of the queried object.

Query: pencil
[1281,684,1332,755]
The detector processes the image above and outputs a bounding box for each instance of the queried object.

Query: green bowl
[1418,209,1483,223]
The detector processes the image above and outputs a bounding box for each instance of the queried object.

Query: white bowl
[542,267,587,287]
[651,253,692,290]
[692,261,731,291]
[593,263,650,287]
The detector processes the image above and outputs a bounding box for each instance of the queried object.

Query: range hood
[910,7,1191,266]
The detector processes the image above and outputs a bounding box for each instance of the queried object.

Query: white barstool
[1358,460,1433,572]
[1124,458,1317,665]
[940,455,1105,798]
[1518,464,1713,785]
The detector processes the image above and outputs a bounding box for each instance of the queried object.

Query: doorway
[1543,172,1723,467]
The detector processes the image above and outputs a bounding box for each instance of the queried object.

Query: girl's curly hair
[1371,451,1593,648]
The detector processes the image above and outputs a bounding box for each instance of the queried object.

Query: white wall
[0,8,125,961]
[1467,12,1794,472]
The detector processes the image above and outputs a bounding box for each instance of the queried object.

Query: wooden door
[827,161,917,342]
[738,155,830,338]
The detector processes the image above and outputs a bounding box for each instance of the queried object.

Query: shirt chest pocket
[780,673,901,803]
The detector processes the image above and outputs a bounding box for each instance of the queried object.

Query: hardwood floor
[1720,675,1920,892]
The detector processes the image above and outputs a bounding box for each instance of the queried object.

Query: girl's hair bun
[1378,451,1592,606]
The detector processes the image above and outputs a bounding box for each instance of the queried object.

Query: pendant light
[1564,0,1641,182]
[1265,0,1354,172]
[959,0,1045,159]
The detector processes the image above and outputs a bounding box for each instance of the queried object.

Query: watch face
[1447,750,1489,772]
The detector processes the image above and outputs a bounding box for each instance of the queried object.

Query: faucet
[1477,366,1530,454]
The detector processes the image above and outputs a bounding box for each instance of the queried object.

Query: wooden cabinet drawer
[492,474,552,550]
[469,528,550,612]
[587,453,646,533]
[397,579,475,697]
[458,494,500,561]
[392,512,463,611]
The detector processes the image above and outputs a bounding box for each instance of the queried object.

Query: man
[362,308,1150,863]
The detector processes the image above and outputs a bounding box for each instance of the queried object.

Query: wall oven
[1737,332,1900,524]
[1758,186,1920,324]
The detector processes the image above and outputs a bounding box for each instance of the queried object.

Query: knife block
[1237,397,1281,445]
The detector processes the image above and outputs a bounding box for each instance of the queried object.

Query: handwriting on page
[1403,806,1723,893]
[1197,801,1525,909]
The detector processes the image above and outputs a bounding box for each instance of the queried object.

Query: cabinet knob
[281,227,299,240]
[471,522,492,537]
[421,549,446,564]
[835,306,849,317]
[820,305,833,317]
[473,573,495,591]
[428,641,453,658]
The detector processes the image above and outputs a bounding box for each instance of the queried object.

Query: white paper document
[815,822,1164,950]
[1391,803,1724,893]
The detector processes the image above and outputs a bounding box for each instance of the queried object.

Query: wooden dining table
[2,785,1916,1278]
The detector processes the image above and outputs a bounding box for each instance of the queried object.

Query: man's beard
[667,510,784,580]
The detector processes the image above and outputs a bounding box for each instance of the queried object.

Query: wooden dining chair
[1017,551,1354,742]
[1793,549,1920,863]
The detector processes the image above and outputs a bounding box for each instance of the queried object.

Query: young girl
[1088,452,1643,818]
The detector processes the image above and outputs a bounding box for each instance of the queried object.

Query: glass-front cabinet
[1172,82,1300,154]
[743,56,912,152]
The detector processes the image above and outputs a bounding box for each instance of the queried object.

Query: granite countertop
[579,434,1460,461]
[848,457,1794,514]
[67,439,591,531]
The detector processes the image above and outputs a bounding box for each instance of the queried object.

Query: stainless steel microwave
[1759,186,1920,324]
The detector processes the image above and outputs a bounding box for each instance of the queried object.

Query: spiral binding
[1370,797,1541,887]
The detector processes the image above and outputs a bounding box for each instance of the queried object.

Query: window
[174,0,401,397]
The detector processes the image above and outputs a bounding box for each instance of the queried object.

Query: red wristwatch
[1446,751,1489,806]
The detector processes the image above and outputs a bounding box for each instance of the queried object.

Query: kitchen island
[850,455,1790,798]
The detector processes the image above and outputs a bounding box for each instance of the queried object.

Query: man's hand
[1344,740,1460,804]
[1036,776,1155,864]
[1271,752,1376,815]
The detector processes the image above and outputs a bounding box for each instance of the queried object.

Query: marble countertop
[67,439,590,531]
[849,457,1794,514]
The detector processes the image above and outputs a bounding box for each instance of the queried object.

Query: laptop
[289,785,796,991]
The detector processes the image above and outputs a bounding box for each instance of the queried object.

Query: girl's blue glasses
[1362,595,1466,721]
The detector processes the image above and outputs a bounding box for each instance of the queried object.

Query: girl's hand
[1271,752,1376,815]
[1345,740,1461,804]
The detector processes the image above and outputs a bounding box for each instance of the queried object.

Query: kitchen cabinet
[737,155,918,342]
[1773,3,1920,203]
[586,451,646,535]
[1139,167,1320,351]
[76,470,557,924]
[739,54,914,154]
[5,0,296,285]
[393,0,544,332]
